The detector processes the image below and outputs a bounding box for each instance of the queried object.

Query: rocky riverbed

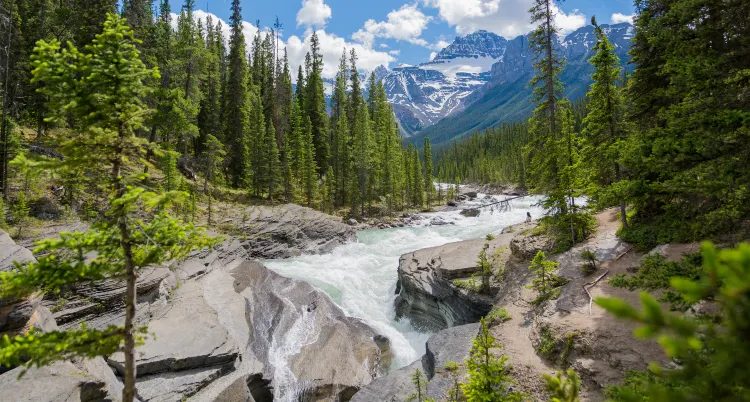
[0,203,390,402]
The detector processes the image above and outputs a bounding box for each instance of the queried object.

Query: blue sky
[187,0,635,77]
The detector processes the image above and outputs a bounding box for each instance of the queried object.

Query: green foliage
[486,307,512,324]
[0,326,129,377]
[537,326,578,366]
[462,318,525,401]
[537,325,557,360]
[596,242,750,401]
[453,278,481,292]
[444,361,459,372]
[608,253,703,311]
[544,369,581,402]
[10,191,30,238]
[580,250,598,276]
[528,251,568,305]
[160,150,181,192]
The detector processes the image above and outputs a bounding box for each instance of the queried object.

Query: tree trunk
[615,162,627,229]
[113,123,137,402]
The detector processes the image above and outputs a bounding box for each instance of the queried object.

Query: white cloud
[296,0,332,29]
[353,4,432,48]
[286,30,396,79]
[429,51,437,60]
[177,10,393,80]
[423,0,586,38]
[611,13,634,24]
[379,43,389,49]
[430,39,451,51]
[389,50,401,56]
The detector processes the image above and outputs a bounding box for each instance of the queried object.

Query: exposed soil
[489,209,676,401]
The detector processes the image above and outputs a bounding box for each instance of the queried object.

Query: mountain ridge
[380,23,634,145]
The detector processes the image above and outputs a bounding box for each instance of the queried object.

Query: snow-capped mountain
[383,30,507,135]
[383,23,634,137]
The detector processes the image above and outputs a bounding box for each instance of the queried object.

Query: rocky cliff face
[0,209,387,402]
[394,236,512,330]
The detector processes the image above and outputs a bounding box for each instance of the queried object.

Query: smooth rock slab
[0,361,112,402]
[108,279,239,377]
[239,204,355,259]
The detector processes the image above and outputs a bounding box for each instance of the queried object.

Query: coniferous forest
[0,0,430,220]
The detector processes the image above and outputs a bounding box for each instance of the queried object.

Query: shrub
[608,253,703,311]
[579,250,598,276]
[596,242,750,401]
[486,307,512,323]
[444,361,459,372]
[528,251,569,305]
[544,369,581,402]
[462,318,525,401]
[453,279,480,292]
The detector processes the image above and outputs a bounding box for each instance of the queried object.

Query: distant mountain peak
[434,30,508,61]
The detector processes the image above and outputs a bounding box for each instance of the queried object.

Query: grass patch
[444,361,459,372]
[536,325,579,367]
[453,278,480,292]
[609,252,703,311]
[486,307,512,323]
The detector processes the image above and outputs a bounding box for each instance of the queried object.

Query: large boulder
[239,204,356,259]
[232,260,392,401]
[394,237,512,329]
[351,324,479,402]
[0,229,41,333]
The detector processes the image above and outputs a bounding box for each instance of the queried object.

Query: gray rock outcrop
[238,204,356,259]
[1,227,388,402]
[395,237,511,329]
[234,259,391,401]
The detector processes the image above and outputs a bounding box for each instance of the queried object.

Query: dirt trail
[490,209,673,401]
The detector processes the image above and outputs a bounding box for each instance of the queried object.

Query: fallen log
[583,270,609,315]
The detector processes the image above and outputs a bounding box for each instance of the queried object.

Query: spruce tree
[4,15,216,402]
[582,16,628,229]
[527,0,566,214]
[300,116,318,207]
[411,147,424,209]
[200,134,225,226]
[423,137,434,207]
[224,0,250,188]
[462,318,524,401]
[352,103,373,216]
[305,33,329,173]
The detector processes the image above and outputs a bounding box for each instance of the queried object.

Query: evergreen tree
[352,103,373,216]
[527,0,565,214]
[6,15,216,402]
[305,33,329,173]
[582,16,628,229]
[423,137,433,207]
[411,146,424,209]
[527,251,565,304]
[300,116,318,207]
[200,134,225,226]
[462,318,524,401]
[224,0,250,187]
